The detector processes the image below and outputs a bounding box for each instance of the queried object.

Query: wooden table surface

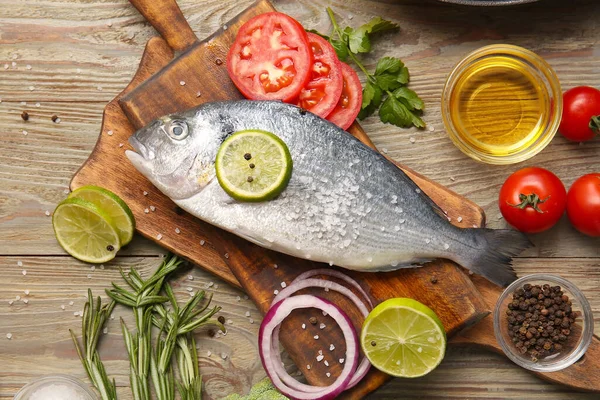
[1,0,599,398]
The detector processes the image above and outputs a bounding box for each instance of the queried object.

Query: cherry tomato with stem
[499,167,567,233]
[559,86,600,142]
[566,173,600,237]
[227,12,313,102]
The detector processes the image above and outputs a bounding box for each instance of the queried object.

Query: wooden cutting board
[71,0,600,396]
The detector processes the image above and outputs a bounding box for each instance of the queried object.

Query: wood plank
[0,256,598,400]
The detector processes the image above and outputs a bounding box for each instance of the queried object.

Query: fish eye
[165,120,189,140]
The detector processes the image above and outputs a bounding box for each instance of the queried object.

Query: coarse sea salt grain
[60,305,65,310]
[324,360,329,367]
[319,323,326,329]
[107,130,113,136]
[24,290,30,295]
[156,233,163,240]
[23,299,29,304]
[329,344,335,351]
[69,301,74,306]
[188,275,194,281]
[22,270,27,276]
[144,208,149,214]
[313,335,319,340]
[29,383,88,400]
[245,311,250,317]
[23,130,28,136]
[180,81,186,86]
[457,216,463,223]
[175,227,181,234]
[301,323,306,329]
[6,333,12,340]
[316,355,324,362]
[17,261,23,267]
[339,358,345,364]
[273,289,279,295]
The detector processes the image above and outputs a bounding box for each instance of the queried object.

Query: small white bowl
[14,375,97,400]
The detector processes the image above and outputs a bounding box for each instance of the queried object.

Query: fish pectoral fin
[234,228,275,249]
[341,259,434,272]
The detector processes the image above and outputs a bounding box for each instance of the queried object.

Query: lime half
[53,197,121,263]
[215,130,292,202]
[361,298,447,378]
[69,185,135,245]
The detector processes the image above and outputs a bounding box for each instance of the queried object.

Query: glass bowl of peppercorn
[494,274,594,372]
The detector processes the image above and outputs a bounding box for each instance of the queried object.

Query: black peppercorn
[506,283,577,362]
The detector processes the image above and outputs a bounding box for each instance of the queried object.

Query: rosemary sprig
[106,254,184,400]
[70,289,117,400]
[152,283,224,399]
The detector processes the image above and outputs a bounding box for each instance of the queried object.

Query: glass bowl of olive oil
[442,44,562,164]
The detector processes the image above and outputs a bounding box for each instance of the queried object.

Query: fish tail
[458,228,532,287]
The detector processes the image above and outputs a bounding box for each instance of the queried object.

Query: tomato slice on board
[326,62,363,130]
[227,12,313,102]
[295,32,343,118]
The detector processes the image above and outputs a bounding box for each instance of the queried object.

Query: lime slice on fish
[361,298,447,378]
[52,197,121,263]
[215,129,292,202]
[69,185,135,246]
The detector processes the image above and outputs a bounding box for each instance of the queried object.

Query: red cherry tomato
[295,32,343,118]
[499,167,567,233]
[566,173,600,237]
[326,62,363,130]
[227,12,312,102]
[559,86,600,142]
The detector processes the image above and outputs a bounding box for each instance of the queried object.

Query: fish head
[126,110,222,200]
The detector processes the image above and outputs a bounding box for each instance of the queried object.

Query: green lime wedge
[69,185,135,245]
[52,197,121,263]
[361,298,447,378]
[215,130,292,202]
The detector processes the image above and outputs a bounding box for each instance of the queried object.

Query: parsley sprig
[316,8,425,128]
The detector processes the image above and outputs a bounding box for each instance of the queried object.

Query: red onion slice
[271,278,371,390]
[292,268,373,308]
[259,295,359,400]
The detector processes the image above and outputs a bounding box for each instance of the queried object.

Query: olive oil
[449,55,551,157]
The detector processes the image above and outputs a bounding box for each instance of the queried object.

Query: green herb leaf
[393,87,424,111]
[360,16,399,35]
[346,27,371,54]
[375,57,404,75]
[379,94,425,128]
[374,57,408,91]
[359,80,383,119]
[329,39,349,61]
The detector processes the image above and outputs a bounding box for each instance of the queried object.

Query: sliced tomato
[326,62,363,130]
[295,32,343,118]
[227,12,312,102]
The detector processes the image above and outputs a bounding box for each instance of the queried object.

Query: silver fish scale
[172,101,458,270]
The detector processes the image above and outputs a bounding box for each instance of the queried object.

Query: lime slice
[69,185,135,245]
[361,298,447,378]
[52,197,121,263]
[215,130,292,202]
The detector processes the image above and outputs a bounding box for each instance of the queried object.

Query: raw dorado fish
[126,100,530,286]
